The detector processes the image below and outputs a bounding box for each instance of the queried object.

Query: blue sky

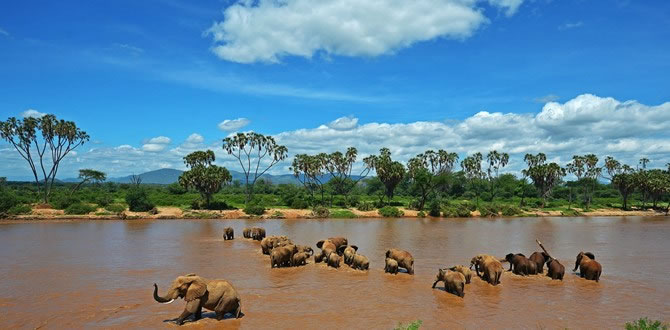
[1,0,669,179]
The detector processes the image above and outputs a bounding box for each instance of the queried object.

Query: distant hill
[59,168,366,185]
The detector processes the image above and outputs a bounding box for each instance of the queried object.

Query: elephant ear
[351,245,358,252]
[184,277,207,302]
[316,240,325,249]
[336,245,347,255]
[584,252,595,260]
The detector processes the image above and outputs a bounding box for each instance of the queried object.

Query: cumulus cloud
[21,109,47,118]
[2,94,669,180]
[205,0,524,63]
[327,116,359,130]
[218,118,250,131]
[142,136,171,152]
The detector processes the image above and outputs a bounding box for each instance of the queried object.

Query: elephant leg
[194,306,202,321]
[175,300,200,325]
[432,280,440,288]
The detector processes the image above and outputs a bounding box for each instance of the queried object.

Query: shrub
[357,201,375,211]
[270,210,285,218]
[331,209,356,218]
[417,211,426,218]
[442,205,472,218]
[379,206,404,217]
[311,206,330,218]
[148,207,159,215]
[65,202,97,215]
[95,194,113,207]
[167,183,187,194]
[625,318,668,330]
[561,208,583,216]
[478,204,500,217]
[8,204,32,215]
[105,203,126,213]
[389,201,404,207]
[51,195,80,210]
[501,205,522,216]
[125,188,155,212]
[395,320,423,330]
[428,199,441,217]
[204,200,232,210]
[244,202,265,216]
[0,190,19,214]
[289,199,309,209]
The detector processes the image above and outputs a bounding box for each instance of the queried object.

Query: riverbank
[1,205,666,221]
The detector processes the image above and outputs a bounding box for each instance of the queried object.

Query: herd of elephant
[154,226,603,325]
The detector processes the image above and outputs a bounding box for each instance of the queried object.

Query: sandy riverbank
[1,205,666,221]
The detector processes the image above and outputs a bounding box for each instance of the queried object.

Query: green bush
[125,188,155,212]
[311,206,330,218]
[501,205,522,216]
[65,202,97,215]
[331,209,356,218]
[561,208,583,216]
[478,204,500,217]
[442,204,472,217]
[357,201,375,211]
[379,206,404,217]
[625,318,668,330]
[95,194,113,207]
[167,183,187,194]
[0,190,19,214]
[244,202,265,216]
[395,320,423,330]
[204,200,233,210]
[105,203,126,213]
[428,199,441,217]
[8,204,32,215]
[417,211,426,218]
[51,195,80,210]
[290,198,309,209]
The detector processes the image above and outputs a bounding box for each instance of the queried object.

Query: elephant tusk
[160,299,175,304]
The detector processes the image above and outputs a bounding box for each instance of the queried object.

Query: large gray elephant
[153,274,242,325]
[385,248,414,274]
[337,245,358,265]
[432,269,465,298]
[271,244,298,268]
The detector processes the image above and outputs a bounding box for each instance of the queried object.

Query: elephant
[295,244,314,256]
[223,227,234,240]
[337,245,358,265]
[385,248,414,275]
[573,251,602,281]
[153,274,241,325]
[385,258,398,274]
[432,269,465,298]
[505,253,538,275]
[271,245,298,268]
[449,265,473,284]
[328,237,348,250]
[251,227,266,241]
[316,239,338,263]
[242,228,251,239]
[292,252,310,266]
[327,252,341,268]
[351,254,369,270]
[529,251,550,273]
[261,236,292,255]
[546,258,565,280]
[470,254,503,285]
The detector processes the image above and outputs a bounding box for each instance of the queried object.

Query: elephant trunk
[153,283,175,304]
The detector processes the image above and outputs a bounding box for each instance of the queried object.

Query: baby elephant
[546,258,565,280]
[351,254,369,270]
[327,252,341,268]
[292,252,310,267]
[432,269,465,298]
[449,265,473,284]
[385,258,398,274]
[223,227,234,240]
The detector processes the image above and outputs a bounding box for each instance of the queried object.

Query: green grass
[394,320,422,330]
[330,209,357,218]
[625,318,668,330]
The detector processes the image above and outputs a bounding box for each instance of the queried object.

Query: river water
[0,217,668,329]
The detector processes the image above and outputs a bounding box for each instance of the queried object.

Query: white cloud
[327,116,359,130]
[558,21,584,30]
[142,136,171,152]
[3,94,670,180]
[0,27,8,37]
[113,43,144,54]
[21,109,47,118]
[218,118,250,131]
[534,94,559,103]
[206,0,524,63]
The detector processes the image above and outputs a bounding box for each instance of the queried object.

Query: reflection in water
[0,217,669,328]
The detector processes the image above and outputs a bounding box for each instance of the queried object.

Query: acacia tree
[407,149,458,210]
[611,165,636,210]
[460,152,485,206]
[485,150,509,202]
[222,132,287,202]
[178,150,231,206]
[70,169,106,194]
[519,153,547,206]
[567,154,600,210]
[322,147,371,205]
[363,148,406,205]
[523,153,565,208]
[0,114,90,203]
[291,153,328,205]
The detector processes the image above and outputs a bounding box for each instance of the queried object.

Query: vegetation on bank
[625,318,668,330]
[1,114,669,219]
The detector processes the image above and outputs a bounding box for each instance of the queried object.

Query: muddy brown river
[1,217,669,329]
